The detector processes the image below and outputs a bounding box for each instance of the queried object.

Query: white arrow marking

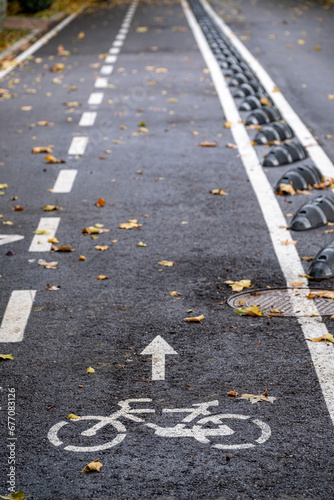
[0,235,24,246]
[140,335,178,381]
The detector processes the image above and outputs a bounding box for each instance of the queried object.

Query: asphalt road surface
[1,0,334,499]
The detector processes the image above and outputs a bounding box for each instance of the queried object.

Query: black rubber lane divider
[225,62,250,76]
[239,93,274,111]
[233,81,266,97]
[263,140,307,166]
[308,240,334,279]
[290,194,334,231]
[275,164,323,193]
[245,106,281,125]
[254,122,294,144]
[228,71,256,87]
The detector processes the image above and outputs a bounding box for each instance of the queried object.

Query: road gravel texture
[0,0,334,499]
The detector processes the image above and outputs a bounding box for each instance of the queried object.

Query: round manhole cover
[227,288,334,317]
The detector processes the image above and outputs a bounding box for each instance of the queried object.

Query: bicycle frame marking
[48,398,271,452]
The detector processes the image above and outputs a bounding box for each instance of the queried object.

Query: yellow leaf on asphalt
[44,205,61,211]
[119,220,142,230]
[136,26,148,32]
[32,146,53,154]
[50,63,65,72]
[78,32,85,39]
[97,275,108,280]
[224,279,251,292]
[167,98,178,103]
[158,260,174,267]
[210,189,228,195]
[184,314,205,323]
[170,291,180,296]
[137,241,147,247]
[223,121,232,128]
[66,414,79,420]
[21,106,32,111]
[37,121,54,126]
[313,45,322,51]
[199,141,218,147]
[156,68,168,73]
[82,226,102,235]
[34,229,50,235]
[80,459,103,474]
[86,367,95,373]
[79,255,86,261]
[38,260,58,269]
[240,389,277,404]
[0,354,14,361]
[307,333,334,344]
[95,245,108,251]
[328,95,334,100]
[0,491,25,500]
[235,305,264,317]
[45,154,65,164]
[297,39,305,45]
[0,184,8,189]
[48,237,59,244]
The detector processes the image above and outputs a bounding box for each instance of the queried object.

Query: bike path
[0,1,333,499]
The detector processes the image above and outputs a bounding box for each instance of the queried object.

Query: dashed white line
[88,92,104,106]
[100,65,114,76]
[116,33,126,40]
[94,77,109,89]
[29,217,60,252]
[183,0,334,426]
[105,55,117,64]
[112,40,123,48]
[119,28,128,34]
[52,170,78,193]
[0,290,36,342]
[68,136,89,156]
[109,47,120,55]
[79,111,97,127]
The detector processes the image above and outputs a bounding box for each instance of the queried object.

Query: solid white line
[68,136,88,156]
[105,55,117,64]
[100,65,114,76]
[109,47,120,55]
[52,169,78,193]
[199,0,334,179]
[183,0,334,426]
[0,290,36,342]
[29,217,60,252]
[0,11,83,81]
[88,92,104,106]
[112,40,123,48]
[79,111,97,127]
[94,77,108,88]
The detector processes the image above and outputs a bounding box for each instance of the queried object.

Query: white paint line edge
[0,10,83,81]
[100,65,114,76]
[105,55,117,64]
[109,47,120,55]
[68,136,89,156]
[79,111,97,127]
[29,217,60,252]
[52,169,78,193]
[183,0,334,426]
[112,40,123,48]
[94,77,108,88]
[88,92,104,106]
[199,0,334,179]
[0,290,36,342]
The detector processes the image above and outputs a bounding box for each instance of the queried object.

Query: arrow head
[141,335,178,356]
[0,235,24,246]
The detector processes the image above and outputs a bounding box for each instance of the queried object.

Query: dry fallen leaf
[223,121,232,128]
[119,220,142,230]
[235,305,264,317]
[21,106,32,111]
[50,63,65,72]
[38,260,58,269]
[224,279,251,292]
[210,189,228,196]
[34,229,50,235]
[137,241,147,247]
[226,143,238,149]
[291,281,304,288]
[95,197,106,207]
[86,366,95,373]
[167,98,178,103]
[273,86,280,92]
[95,245,108,251]
[37,121,54,126]
[66,414,79,420]
[44,205,61,211]
[45,284,60,291]
[307,333,334,344]
[227,390,239,397]
[12,205,23,211]
[328,95,334,100]
[0,354,14,361]
[80,459,103,474]
[301,256,314,261]
[79,255,86,261]
[281,239,298,245]
[312,291,334,300]
[97,275,108,280]
[136,26,149,32]
[199,141,218,147]
[240,389,277,404]
[276,183,296,196]
[32,146,53,154]
[51,245,73,252]
[45,154,66,164]
[184,314,205,323]
[48,237,59,244]
[158,260,174,267]
[78,31,85,39]
[170,291,180,296]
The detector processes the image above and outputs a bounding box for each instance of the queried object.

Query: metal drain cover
[227,288,334,317]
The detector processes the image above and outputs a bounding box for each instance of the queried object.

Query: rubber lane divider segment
[0,10,84,82]
[199,0,334,179]
[29,217,60,252]
[0,290,36,342]
[183,0,334,426]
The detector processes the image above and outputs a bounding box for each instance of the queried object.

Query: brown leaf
[210,189,228,196]
[32,146,53,154]
[12,205,24,211]
[37,121,54,126]
[199,141,218,147]
[45,284,60,291]
[80,459,103,474]
[184,314,205,323]
[281,239,298,245]
[276,183,296,196]
[50,63,65,72]
[291,282,304,288]
[95,245,109,251]
[38,260,58,270]
[227,390,239,397]
[79,255,86,261]
[226,143,238,149]
[301,256,314,261]
[240,389,277,404]
[307,333,334,345]
[78,32,85,39]
[312,291,334,300]
[45,154,66,164]
[95,197,106,207]
[97,275,108,280]
[51,245,73,252]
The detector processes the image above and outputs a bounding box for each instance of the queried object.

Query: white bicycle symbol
[48,398,271,452]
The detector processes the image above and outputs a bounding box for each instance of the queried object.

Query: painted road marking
[141,335,178,381]
[100,65,114,76]
[79,111,97,127]
[0,11,82,81]
[68,136,88,156]
[105,55,117,64]
[0,234,24,246]
[199,0,334,179]
[109,47,120,55]
[29,217,60,252]
[112,40,123,48]
[88,92,104,106]
[0,290,36,342]
[183,0,334,426]
[52,169,78,193]
[116,33,126,40]
[94,77,108,89]
[119,28,128,34]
